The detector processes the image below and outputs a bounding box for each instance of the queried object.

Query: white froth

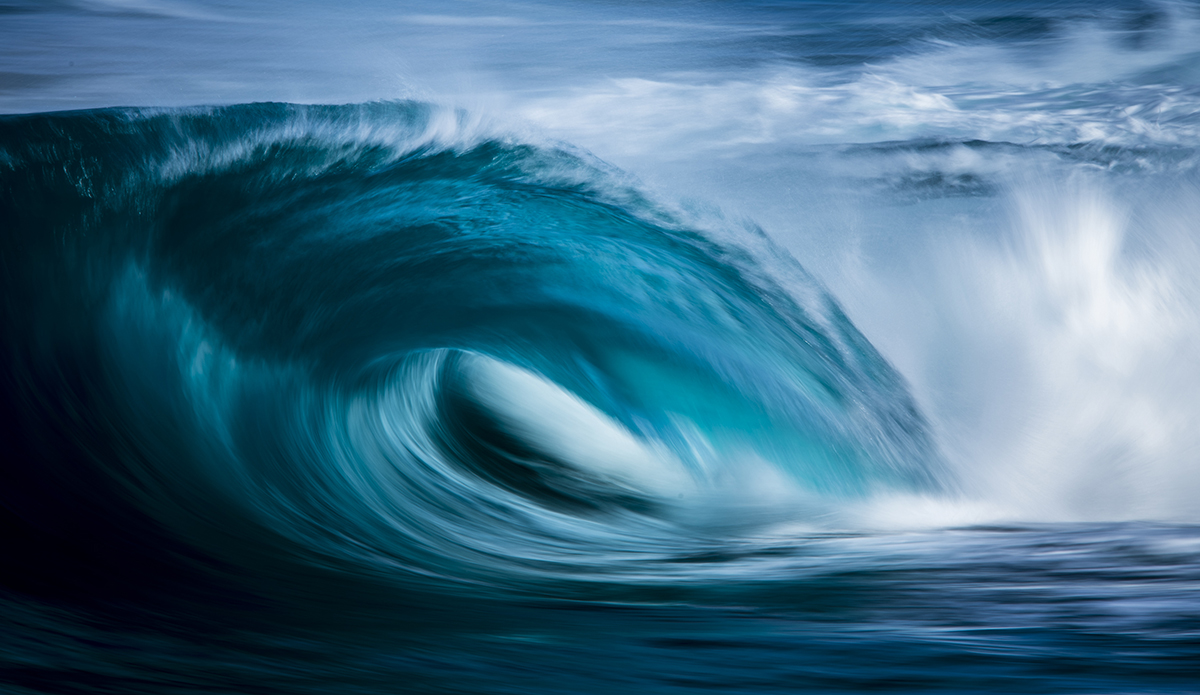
[834,176,1200,523]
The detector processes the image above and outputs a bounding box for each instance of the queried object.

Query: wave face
[0,102,941,602]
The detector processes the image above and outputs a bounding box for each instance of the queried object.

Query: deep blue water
[3,1,1200,693]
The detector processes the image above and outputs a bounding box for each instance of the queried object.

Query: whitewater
[3,1,1200,693]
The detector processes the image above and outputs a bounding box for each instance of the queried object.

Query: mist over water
[4,1,1200,693]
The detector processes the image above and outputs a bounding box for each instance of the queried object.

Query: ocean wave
[0,101,943,601]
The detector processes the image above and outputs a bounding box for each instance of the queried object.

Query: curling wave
[0,102,943,600]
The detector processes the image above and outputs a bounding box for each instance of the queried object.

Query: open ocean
[3,1,1200,692]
